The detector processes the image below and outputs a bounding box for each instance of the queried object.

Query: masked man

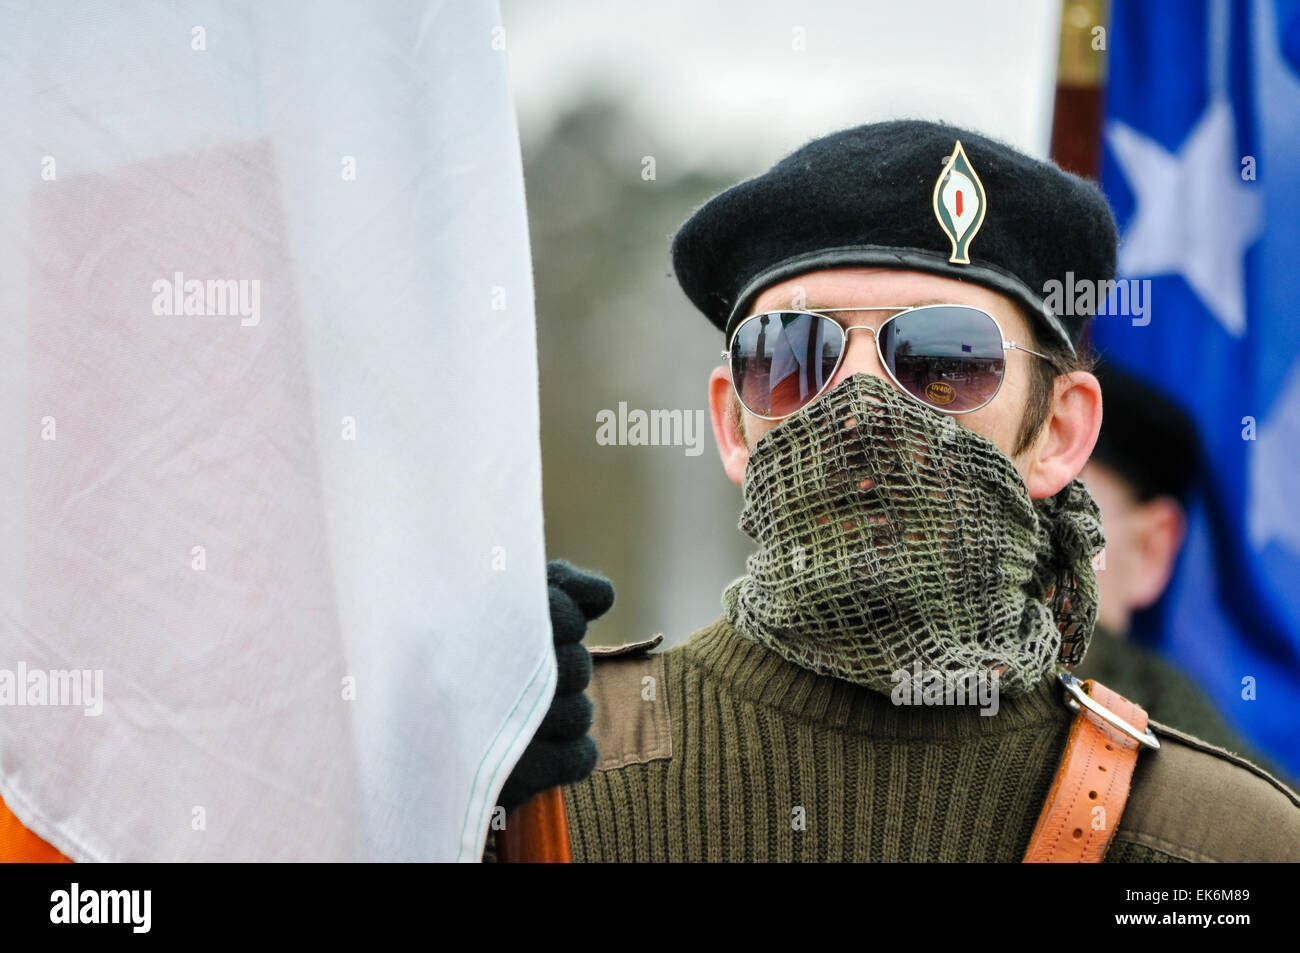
[549,120,1300,862]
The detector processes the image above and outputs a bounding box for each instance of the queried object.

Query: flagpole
[1050,0,1109,359]
[1050,0,1108,180]
[495,788,572,863]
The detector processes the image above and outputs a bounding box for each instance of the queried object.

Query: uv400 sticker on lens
[925,381,957,405]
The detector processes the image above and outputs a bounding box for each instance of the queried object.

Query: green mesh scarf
[723,372,1106,697]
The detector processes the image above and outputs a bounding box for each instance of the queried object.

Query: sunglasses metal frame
[721,304,1054,421]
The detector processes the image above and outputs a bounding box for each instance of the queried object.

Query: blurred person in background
[1075,360,1276,772]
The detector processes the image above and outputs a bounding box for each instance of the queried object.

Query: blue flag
[1096,0,1300,776]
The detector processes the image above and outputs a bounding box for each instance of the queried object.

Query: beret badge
[932,140,987,265]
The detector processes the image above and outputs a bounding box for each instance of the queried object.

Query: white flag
[0,0,552,861]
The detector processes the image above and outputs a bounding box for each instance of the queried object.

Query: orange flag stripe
[0,792,72,863]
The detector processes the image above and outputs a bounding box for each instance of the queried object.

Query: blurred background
[501,0,1300,778]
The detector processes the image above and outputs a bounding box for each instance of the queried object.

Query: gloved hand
[496,559,613,813]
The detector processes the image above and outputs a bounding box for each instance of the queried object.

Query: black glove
[496,560,614,813]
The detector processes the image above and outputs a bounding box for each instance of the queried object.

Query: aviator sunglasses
[722,304,1055,420]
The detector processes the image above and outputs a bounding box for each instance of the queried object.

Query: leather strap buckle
[1059,672,1161,751]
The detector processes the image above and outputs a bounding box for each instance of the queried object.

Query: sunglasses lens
[877,306,1005,412]
[730,312,843,418]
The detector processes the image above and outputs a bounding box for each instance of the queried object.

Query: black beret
[671,119,1119,354]
[1091,360,1201,503]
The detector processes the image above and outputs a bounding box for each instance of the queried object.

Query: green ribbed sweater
[563,615,1174,862]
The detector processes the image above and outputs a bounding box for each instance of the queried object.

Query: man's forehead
[749,270,1029,330]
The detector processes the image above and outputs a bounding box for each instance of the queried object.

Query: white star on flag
[1106,98,1263,336]
[1250,359,1300,556]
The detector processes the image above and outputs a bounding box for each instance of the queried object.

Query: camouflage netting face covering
[723,372,1106,697]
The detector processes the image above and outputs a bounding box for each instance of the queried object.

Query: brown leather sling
[1023,674,1159,863]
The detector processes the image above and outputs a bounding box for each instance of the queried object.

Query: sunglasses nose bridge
[832,323,884,376]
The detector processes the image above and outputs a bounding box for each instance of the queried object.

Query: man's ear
[1128,496,1187,610]
[709,366,749,487]
[1024,370,1103,499]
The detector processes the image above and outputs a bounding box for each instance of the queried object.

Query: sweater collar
[679,614,1069,740]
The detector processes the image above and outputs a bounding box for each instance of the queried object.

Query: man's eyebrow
[800,299,952,312]
[747,299,958,322]
[753,299,953,324]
